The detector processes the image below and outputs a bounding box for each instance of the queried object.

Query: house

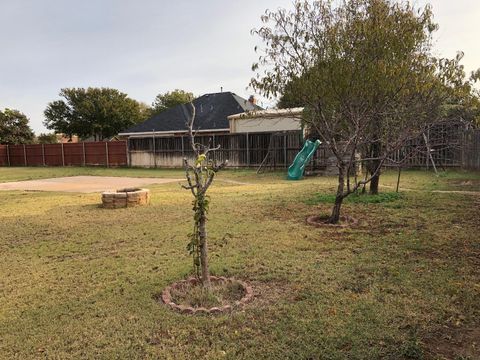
[228,107,303,134]
[119,91,274,168]
[119,91,307,168]
[119,92,262,138]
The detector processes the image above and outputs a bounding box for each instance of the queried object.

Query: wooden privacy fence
[128,131,310,169]
[462,129,480,170]
[0,141,127,167]
[128,127,480,171]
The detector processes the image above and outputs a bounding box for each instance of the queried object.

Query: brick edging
[161,276,253,315]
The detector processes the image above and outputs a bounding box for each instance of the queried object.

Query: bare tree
[182,103,227,289]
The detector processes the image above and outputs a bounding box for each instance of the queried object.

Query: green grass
[305,191,403,205]
[0,167,479,359]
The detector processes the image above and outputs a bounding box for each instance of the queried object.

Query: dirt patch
[306,214,358,228]
[423,326,480,359]
[0,176,182,193]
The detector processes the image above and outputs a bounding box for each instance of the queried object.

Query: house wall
[229,116,301,133]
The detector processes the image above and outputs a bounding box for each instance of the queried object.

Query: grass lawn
[0,167,479,359]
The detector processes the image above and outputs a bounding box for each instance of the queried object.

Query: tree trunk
[369,141,381,195]
[198,210,211,289]
[370,171,380,195]
[329,164,345,224]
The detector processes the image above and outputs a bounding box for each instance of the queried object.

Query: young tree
[182,104,227,289]
[0,109,35,144]
[251,0,467,223]
[152,89,194,115]
[44,87,148,141]
[36,133,58,144]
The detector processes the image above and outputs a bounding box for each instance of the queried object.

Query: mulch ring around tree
[160,276,253,315]
[306,214,359,228]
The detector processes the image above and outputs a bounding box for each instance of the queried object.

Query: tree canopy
[152,89,194,114]
[251,0,475,222]
[0,109,35,145]
[36,133,58,144]
[44,87,148,141]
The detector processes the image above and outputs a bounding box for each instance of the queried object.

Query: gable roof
[120,92,262,135]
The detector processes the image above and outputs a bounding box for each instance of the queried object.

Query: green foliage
[305,191,402,205]
[44,87,148,141]
[185,152,217,279]
[152,89,194,115]
[252,0,451,140]
[251,0,478,221]
[36,133,58,144]
[400,334,424,359]
[0,108,35,144]
[187,193,210,277]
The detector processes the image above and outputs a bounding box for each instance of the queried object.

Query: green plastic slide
[287,139,321,180]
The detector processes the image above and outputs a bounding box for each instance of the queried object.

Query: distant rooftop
[120,92,263,135]
[228,107,304,120]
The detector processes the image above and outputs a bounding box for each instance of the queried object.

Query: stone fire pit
[102,188,150,209]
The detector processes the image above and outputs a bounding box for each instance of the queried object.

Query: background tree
[138,101,154,120]
[44,87,148,141]
[439,58,480,126]
[152,89,194,115]
[0,109,35,144]
[36,133,58,144]
[277,77,306,109]
[251,0,468,223]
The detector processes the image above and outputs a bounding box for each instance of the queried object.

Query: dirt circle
[102,188,150,209]
[161,276,253,315]
[306,214,358,228]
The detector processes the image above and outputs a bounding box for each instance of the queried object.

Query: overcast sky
[0,0,479,133]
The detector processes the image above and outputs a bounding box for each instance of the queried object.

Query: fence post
[61,143,65,166]
[126,140,130,167]
[105,142,109,168]
[42,144,46,166]
[284,134,287,168]
[23,144,27,166]
[246,133,250,167]
[181,136,184,157]
[6,145,10,166]
[83,142,86,166]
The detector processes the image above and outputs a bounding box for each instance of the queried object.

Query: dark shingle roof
[121,92,262,134]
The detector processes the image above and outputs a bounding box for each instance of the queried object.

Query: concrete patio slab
[0,176,183,193]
